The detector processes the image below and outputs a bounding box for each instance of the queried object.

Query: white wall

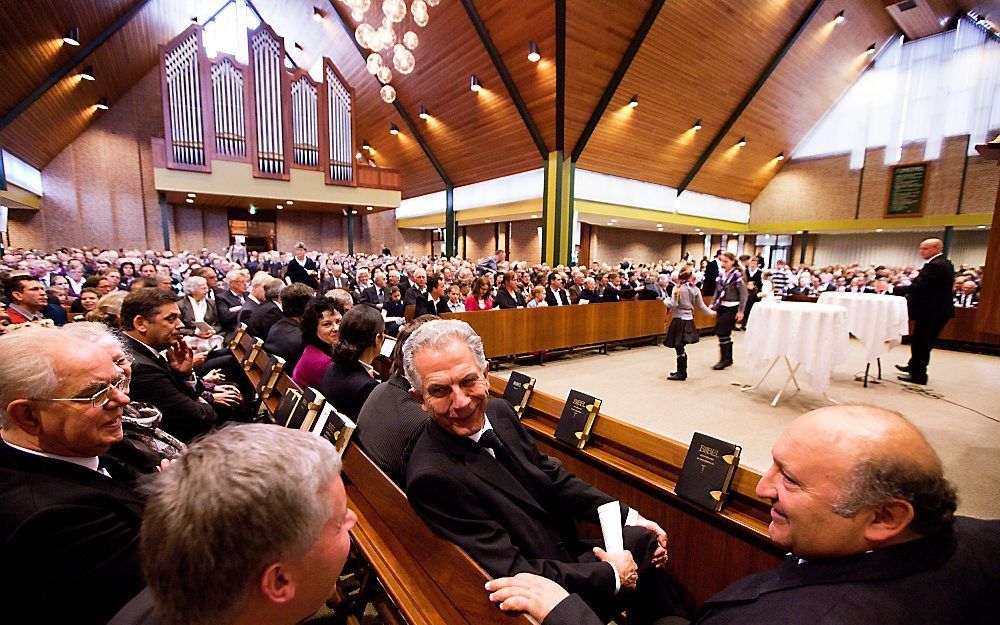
[812,229,989,267]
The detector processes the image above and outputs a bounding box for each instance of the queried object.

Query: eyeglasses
[31,376,129,408]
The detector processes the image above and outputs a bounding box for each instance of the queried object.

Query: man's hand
[594,547,637,591]
[195,327,214,339]
[166,340,194,376]
[211,384,242,407]
[486,573,568,622]
[202,368,226,384]
[634,516,670,569]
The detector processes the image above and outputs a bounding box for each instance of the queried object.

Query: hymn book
[254,355,285,397]
[272,389,302,427]
[310,404,356,454]
[289,387,325,431]
[675,433,741,512]
[502,371,536,418]
[555,390,602,449]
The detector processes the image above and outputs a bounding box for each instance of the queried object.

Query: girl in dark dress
[664,268,715,381]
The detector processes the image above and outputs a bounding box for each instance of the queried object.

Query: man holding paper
[403,320,687,624]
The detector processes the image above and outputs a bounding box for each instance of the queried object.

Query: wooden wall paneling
[689,0,899,203]
[883,0,957,39]
[576,0,813,192]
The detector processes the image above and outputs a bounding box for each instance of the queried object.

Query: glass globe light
[403,30,418,49]
[380,84,396,103]
[426,0,439,6]
[355,23,376,49]
[377,65,392,84]
[411,0,428,27]
[376,24,396,50]
[351,8,365,21]
[366,52,383,75]
[392,46,415,74]
[382,0,406,23]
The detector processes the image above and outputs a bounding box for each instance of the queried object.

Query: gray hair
[263,277,285,300]
[225,268,249,284]
[183,275,207,295]
[0,328,70,427]
[141,424,342,625]
[402,319,487,392]
[61,321,120,349]
[326,289,354,310]
[250,271,272,287]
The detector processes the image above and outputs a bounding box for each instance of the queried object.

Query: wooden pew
[487,374,783,608]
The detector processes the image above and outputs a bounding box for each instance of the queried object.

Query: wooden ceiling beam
[461,0,548,159]
[0,0,154,132]
[569,0,665,162]
[327,0,453,187]
[676,0,825,195]
[556,0,566,152]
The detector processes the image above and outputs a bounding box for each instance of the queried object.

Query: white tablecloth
[817,292,909,363]
[745,301,849,394]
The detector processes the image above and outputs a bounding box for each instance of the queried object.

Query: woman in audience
[526,285,548,308]
[120,261,136,286]
[383,285,405,336]
[320,304,385,419]
[87,290,128,328]
[665,268,715,381]
[465,276,494,311]
[178,275,222,337]
[495,271,526,309]
[292,296,345,389]
[69,287,100,318]
[711,252,748,370]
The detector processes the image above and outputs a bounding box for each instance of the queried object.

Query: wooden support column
[542,152,574,266]
[972,142,1000,337]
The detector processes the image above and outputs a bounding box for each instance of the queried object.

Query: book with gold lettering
[310,403,356,454]
[554,390,602,449]
[502,371,536,418]
[675,432,741,512]
[272,389,302,427]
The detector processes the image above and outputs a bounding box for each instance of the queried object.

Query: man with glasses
[0,327,145,625]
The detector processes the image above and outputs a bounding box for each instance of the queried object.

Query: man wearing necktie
[0,328,146,625]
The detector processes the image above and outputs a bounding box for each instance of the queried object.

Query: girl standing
[711,252,748,370]
[665,269,715,381]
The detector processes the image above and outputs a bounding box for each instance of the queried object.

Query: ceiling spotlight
[313,7,325,21]
[189,16,199,25]
[249,206,257,215]
[693,119,702,131]
[834,10,845,24]
[656,224,662,227]
[286,200,294,205]
[470,75,481,92]
[866,42,877,55]
[355,151,362,159]
[187,193,196,198]
[485,219,491,223]
[775,152,785,161]
[79,65,95,81]
[293,41,304,51]
[628,95,638,108]
[390,123,399,135]
[185,198,194,204]
[875,228,883,232]
[276,204,283,210]
[796,230,804,234]
[63,27,81,46]
[366,206,373,211]
[527,41,540,63]
[95,98,109,110]
[610,219,618,223]
[352,209,359,214]
[736,136,747,147]
[977,225,987,229]
[362,138,371,150]
[531,214,538,218]
[419,105,429,120]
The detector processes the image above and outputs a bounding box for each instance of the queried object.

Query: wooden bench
[487,374,783,608]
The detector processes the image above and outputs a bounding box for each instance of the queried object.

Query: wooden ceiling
[0,0,988,205]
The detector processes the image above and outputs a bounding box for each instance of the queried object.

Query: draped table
[816,291,909,386]
[741,301,849,406]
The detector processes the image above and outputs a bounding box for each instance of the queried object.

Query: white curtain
[794,19,1000,168]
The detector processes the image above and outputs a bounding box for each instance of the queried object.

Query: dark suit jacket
[637,285,662,300]
[357,285,387,307]
[123,335,217,442]
[176,296,222,336]
[237,295,262,326]
[545,287,572,307]
[215,289,246,335]
[264,317,305,370]
[285,257,319,288]
[601,285,622,303]
[415,294,449,317]
[577,288,601,304]
[356,373,428,487]
[320,359,379,420]
[702,259,720,295]
[405,400,625,603]
[893,255,955,322]
[495,288,526,309]
[0,441,146,625]
[247,300,282,338]
[404,285,427,308]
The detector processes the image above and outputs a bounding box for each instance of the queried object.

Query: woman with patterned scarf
[711,252,748,370]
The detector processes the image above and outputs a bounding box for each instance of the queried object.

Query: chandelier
[341,0,441,103]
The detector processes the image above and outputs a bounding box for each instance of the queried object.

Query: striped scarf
[712,268,743,310]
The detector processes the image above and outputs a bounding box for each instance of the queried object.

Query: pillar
[158,192,171,251]
[444,184,456,259]
[542,151,574,266]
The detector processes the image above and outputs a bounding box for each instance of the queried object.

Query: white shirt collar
[466,415,494,445]
[3,438,102,473]
[924,253,942,264]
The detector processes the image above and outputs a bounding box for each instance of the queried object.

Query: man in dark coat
[486,405,997,625]
[701,250,722,295]
[892,238,954,385]
[263,283,314,370]
[284,242,319,289]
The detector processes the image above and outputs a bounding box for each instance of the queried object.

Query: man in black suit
[237,271,270,326]
[414,272,449,316]
[403,267,429,307]
[0,328,145,625]
[121,288,240,442]
[601,272,623,303]
[544,272,572,306]
[488,406,997,625]
[246,277,285,338]
[892,239,954,385]
[216,268,250,339]
[357,271,389,309]
[263,283,314,370]
[702,250,722,295]
[953,280,979,308]
[284,242,319,289]
[404,320,686,624]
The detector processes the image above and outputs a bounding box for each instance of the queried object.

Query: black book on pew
[502,371,536,418]
[554,389,602,450]
[289,387,324,430]
[311,403,356,453]
[675,432,741,512]
[254,355,285,396]
[272,389,302,427]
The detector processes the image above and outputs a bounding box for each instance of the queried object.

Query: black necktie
[478,430,526,482]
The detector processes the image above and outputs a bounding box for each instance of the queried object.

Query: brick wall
[509,219,542,264]
[589,225,682,266]
[463,223,495,264]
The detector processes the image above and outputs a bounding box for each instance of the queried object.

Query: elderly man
[0,328,144,625]
[403,267,429,307]
[138,424,355,625]
[488,406,998,625]
[216,268,249,338]
[403,320,687,624]
[892,238,955,385]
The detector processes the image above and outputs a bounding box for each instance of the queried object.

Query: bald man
[892,238,954,385]
[487,406,999,625]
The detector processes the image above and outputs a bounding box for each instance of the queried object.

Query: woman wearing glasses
[320,304,385,420]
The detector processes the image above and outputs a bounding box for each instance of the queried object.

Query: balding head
[919,238,943,260]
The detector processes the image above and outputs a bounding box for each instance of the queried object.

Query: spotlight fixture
[834,10,845,24]
[95,98,109,110]
[390,123,399,135]
[470,75,481,92]
[736,136,747,147]
[977,225,987,229]
[189,16,198,25]
[366,206,373,211]
[531,214,538,218]
[313,7,325,21]
[79,65,95,81]
[875,228,883,232]
[276,204,283,210]
[485,219,491,223]
[775,152,785,161]
[293,41,303,51]
[419,105,429,120]
[656,224,662,227]
[185,198,194,204]
[692,119,702,131]
[362,138,371,150]
[286,200,294,205]
[628,95,638,108]
[866,42,876,55]
[351,209,358,214]
[527,41,540,63]
[63,27,81,46]
[187,193,196,198]
[249,206,257,215]
[610,219,618,223]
